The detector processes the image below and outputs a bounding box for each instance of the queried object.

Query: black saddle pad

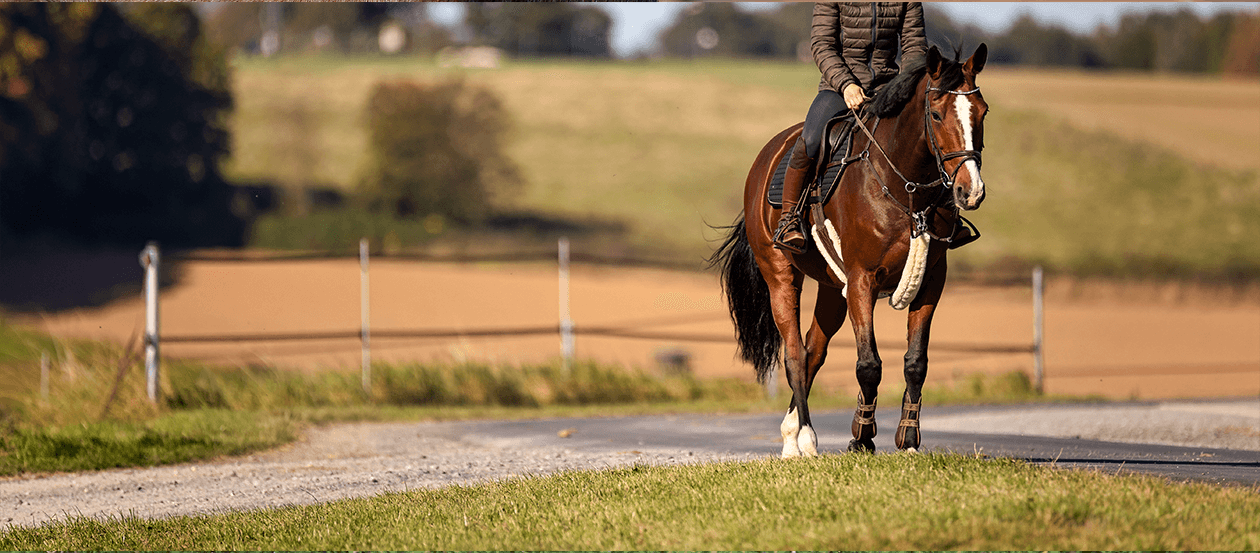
[767,114,856,208]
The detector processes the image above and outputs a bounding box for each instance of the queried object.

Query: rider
[774,2,927,253]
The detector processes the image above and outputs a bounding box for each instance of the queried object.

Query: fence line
[141,240,1048,389]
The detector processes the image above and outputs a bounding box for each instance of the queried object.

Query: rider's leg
[775,90,846,253]
[773,140,812,253]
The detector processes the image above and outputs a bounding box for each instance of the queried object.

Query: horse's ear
[964,43,987,76]
[926,45,942,77]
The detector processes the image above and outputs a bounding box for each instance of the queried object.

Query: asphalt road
[447,399,1260,486]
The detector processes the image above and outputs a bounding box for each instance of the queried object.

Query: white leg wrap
[797,425,818,457]
[780,408,801,458]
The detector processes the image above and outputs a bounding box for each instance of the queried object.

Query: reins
[848,82,982,243]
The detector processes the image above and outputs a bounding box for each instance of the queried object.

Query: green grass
[4,453,1256,550]
[226,55,1260,279]
[0,410,298,475]
[1,316,1079,476]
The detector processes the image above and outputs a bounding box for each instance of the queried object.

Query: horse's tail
[708,215,780,384]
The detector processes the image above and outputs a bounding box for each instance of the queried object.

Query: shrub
[362,78,521,225]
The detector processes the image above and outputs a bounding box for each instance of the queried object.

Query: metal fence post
[360,238,371,395]
[1032,265,1045,394]
[141,241,160,403]
[558,237,574,373]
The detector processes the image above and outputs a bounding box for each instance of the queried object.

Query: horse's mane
[870,49,966,118]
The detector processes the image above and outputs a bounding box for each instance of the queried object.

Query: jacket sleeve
[811,2,856,93]
[900,2,927,67]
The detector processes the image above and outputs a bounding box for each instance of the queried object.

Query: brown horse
[711,44,989,456]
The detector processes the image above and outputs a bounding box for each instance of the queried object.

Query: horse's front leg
[898,258,948,451]
[846,274,881,453]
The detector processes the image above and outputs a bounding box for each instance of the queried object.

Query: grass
[0,317,1079,476]
[3,453,1256,550]
[226,55,1260,279]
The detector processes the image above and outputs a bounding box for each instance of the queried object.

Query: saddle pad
[767,117,855,208]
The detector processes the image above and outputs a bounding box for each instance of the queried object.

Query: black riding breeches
[801,89,850,161]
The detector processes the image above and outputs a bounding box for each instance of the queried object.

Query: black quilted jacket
[811,2,927,94]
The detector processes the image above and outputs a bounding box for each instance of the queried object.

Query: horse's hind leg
[898,259,947,451]
[760,264,814,458]
[779,283,848,457]
[846,275,881,453]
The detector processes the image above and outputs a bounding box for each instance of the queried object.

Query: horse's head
[924,44,988,211]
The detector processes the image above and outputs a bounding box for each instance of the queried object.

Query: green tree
[362,79,521,224]
[0,3,243,249]
[464,3,612,57]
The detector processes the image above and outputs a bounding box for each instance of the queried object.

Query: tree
[0,3,244,249]
[362,78,521,224]
[658,3,791,58]
[464,3,612,57]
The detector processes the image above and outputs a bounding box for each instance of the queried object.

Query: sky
[428,2,1260,58]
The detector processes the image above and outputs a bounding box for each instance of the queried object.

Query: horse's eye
[930,111,943,122]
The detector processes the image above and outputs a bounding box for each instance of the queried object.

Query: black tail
[708,215,780,384]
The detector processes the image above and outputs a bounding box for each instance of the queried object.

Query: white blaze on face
[953,93,984,204]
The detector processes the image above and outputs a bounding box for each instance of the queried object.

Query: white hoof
[797,425,818,456]
[905,447,919,454]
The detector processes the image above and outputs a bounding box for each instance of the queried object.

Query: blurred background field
[227,56,1260,278]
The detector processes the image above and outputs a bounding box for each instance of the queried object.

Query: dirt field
[17,258,1259,401]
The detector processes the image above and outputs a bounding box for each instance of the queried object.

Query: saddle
[767,112,860,210]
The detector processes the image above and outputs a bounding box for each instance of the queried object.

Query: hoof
[797,426,818,456]
[847,438,875,453]
[903,447,919,454]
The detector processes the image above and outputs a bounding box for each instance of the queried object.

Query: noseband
[850,83,983,243]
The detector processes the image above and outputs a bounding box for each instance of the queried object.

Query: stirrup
[772,213,807,254]
[947,216,981,250]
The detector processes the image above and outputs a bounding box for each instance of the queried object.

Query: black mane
[870,51,966,118]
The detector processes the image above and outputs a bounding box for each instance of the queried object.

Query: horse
[711,44,989,456]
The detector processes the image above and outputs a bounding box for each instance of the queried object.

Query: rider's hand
[843,83,867,110]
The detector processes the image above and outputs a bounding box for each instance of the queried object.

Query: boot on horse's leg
[848,391,877,453]
[894,391,922,452]
[773,143,814,254]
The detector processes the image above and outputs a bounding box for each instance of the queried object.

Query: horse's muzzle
[954,184,980,211]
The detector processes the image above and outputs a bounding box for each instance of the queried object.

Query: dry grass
[225,56,1260,275]
[981,67,1260,171]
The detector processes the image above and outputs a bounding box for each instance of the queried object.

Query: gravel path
[2,399,1256,530]
[2,421,760,531]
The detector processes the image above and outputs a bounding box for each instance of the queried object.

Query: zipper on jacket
[869,2,878,87]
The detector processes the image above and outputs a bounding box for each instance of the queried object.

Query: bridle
[924,85,983,193]
[849,81,983,243]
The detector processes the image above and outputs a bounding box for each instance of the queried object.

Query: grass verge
[0,320,1088,476]
[3,453,1256,550]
